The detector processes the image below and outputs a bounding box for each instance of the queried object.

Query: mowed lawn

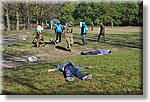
[2,26,143,95]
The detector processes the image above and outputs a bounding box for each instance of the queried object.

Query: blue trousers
[65,66,85,80]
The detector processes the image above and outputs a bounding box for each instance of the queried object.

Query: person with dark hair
[81,50,111,55]
[48,61,92,82]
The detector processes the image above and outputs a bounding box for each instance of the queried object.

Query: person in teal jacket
[81,22,88,45]
[55,22,63,43]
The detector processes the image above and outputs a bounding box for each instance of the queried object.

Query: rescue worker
[97,23,105,42]
[81,21,88,45]
[32,24,44,47]
[65,21,73,51]
[55,21,63,43]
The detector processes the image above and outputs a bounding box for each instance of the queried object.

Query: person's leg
[70,33,73,46]
[39,34,45,46]
[36,38,40,47]
[56,33,59,42]
[68,35,72,50]
[66,35,70,50]
[70,66,85,80]
[65,67,74,81]
[36,33,40,47]
[84,34,87,44]
[59,33,62,43]
[103,32,105,42]
[97,33,101,41]
[82,34,86,45]
[71,66,92,80]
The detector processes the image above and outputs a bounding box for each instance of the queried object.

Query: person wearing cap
[65,21,73,51]
[55,21,63,43]
[48,61,92,82]
[97,23,105,42]
[81,21,88,45]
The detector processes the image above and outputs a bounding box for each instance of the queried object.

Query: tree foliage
[2,1,143,31]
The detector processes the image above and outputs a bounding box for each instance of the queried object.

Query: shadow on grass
[73,32,142,49]
[73,42,84,45]
[44,41,56,45]
[105,33,143,49]
[2,75,42,95]
[55,46,70,52]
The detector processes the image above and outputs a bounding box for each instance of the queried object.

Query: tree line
[2,1,143,31]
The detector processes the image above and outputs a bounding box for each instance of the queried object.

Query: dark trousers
[65,66,85,80]
[56,32,62,43]
[82,50,101,55]
[81,34,87,45]
[97,32,105,42]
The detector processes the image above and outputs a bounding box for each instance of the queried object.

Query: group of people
[31,20,111,82]
[32,20,105,51]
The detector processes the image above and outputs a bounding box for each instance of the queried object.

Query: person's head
[57,21,61,25]
[107,50,111,53]
[100,23,103,25]
[82,22,86,26]
[68,21,72,27]
[37,24,41,28]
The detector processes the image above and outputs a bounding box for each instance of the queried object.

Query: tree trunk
[26,0,30,29]
[15,3,19,30]
[6,5,11,31]
[16,10,19,30]
[36,4,39,25]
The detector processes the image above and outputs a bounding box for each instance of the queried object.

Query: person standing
[91,22,94,31]
[55,22,63,43]
[65,21,73,51]
[97,23,105,42]
[81,22,88,45]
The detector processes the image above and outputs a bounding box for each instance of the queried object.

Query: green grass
[2,26,143,95]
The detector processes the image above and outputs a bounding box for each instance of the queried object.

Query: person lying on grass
[48,61,92,82]
[80,49,111,55]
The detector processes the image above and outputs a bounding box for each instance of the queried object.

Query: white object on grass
[28,56,38,62]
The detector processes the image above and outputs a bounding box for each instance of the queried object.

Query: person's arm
[48,69,56,72]
[48,66,60,72]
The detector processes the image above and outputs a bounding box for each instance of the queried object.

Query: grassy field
[2,26,143,95]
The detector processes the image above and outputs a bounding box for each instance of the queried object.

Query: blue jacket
[81,22,88,34]
[55,23,63,33]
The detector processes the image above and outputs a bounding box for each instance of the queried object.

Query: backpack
[84,25,88,33]
[56,24,62,33]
